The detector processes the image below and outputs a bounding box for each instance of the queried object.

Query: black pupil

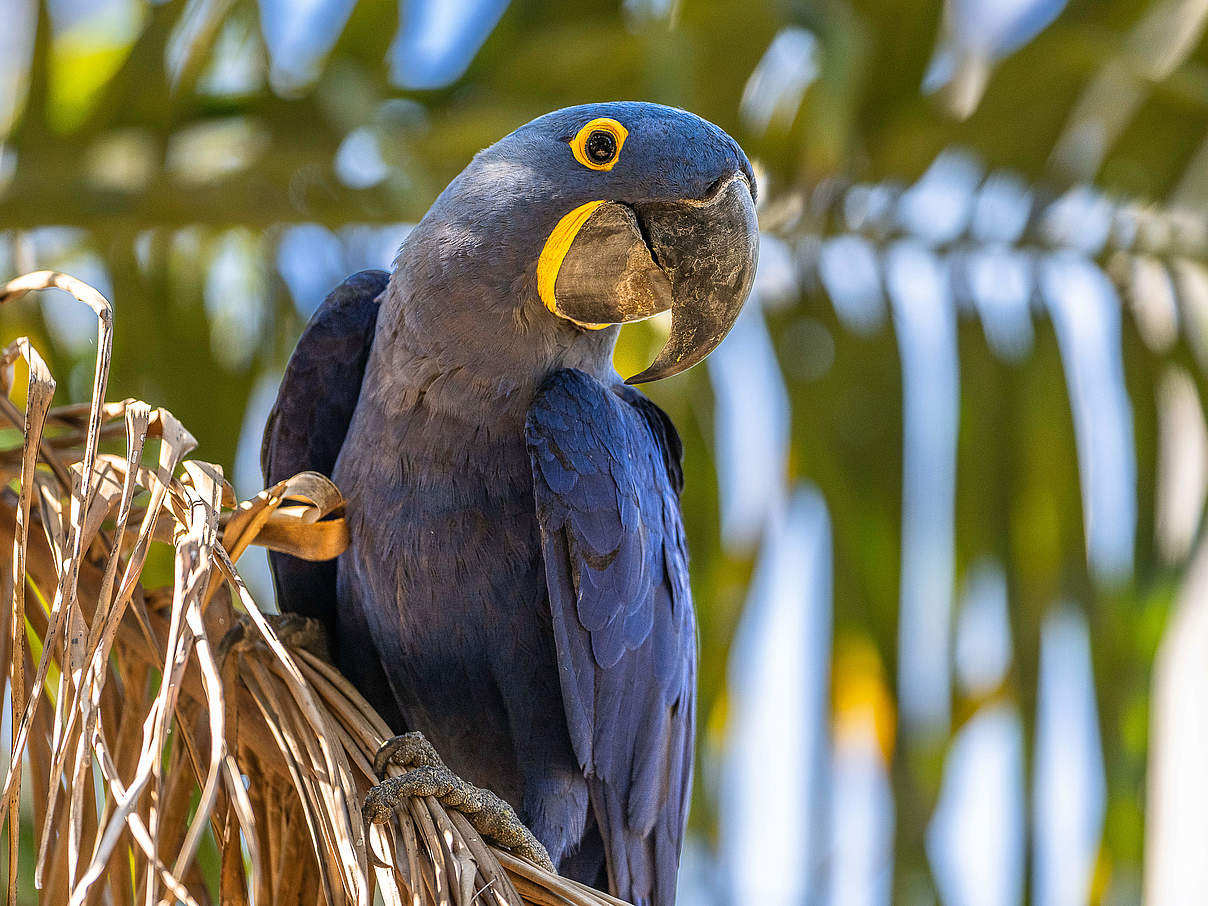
[585,130,616,163]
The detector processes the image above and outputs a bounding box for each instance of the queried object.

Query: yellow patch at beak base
[537,200,609,329]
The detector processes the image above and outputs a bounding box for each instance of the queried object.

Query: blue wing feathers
[261,269,387,486]
[526,368,695,906]
[262,269,388,632]
[261,270,405,730]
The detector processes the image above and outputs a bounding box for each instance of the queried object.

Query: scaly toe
[362,778,404,825]
[372,730,443,778]
[362,765,457,826]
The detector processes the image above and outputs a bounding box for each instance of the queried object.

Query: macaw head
[413,101,759,383]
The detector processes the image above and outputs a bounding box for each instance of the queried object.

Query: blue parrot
[262,102,758,905]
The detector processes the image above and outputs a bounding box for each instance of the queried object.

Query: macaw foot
[266,613,332,660]
[363,731,555,871]
[217,612,332,663]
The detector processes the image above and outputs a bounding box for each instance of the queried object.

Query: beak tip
[624,353,691,385]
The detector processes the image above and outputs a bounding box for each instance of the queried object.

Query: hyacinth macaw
[262,102,758,906]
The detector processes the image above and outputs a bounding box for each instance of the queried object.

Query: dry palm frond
[0,270,628,906]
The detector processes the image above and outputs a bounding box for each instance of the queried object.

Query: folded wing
[526,368,696,906]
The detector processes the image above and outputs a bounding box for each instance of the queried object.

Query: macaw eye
[570,118,628,172]
[585,130,617,164]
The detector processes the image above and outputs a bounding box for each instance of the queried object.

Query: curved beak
[539,172,759,383]
[626,174,758,383]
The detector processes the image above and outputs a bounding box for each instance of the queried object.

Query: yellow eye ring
[570,118,628,171]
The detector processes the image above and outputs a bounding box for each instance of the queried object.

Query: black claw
[363,813,395,869]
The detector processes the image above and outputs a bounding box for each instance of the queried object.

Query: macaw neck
[365,229,621,428]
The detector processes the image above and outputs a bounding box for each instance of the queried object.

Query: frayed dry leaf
[0,271,628,906]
